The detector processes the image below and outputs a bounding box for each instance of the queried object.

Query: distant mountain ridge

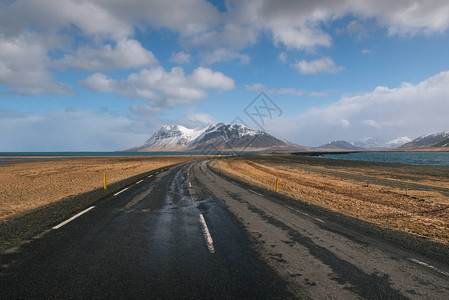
[399,130,449,149]
[352,136,412,150]
[316,140,362,151]
[126,123,305,152]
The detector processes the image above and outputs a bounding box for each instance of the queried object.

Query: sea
[322,151,449,167]
[1,151,448,167]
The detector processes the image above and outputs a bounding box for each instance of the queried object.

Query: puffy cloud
[189,67,235,90]
[266,70,449,146]
[169,51,191,64]
[53,39,157,71]
[292,57,343,74]
[80,66,235,109]
[0,35,72,95]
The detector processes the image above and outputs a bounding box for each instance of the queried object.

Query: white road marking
[53,206,95,229]
[148,175,153,178]
[114,187,129,196]
[284,205,325,223]
[136,179,144,184]
[409,258,449,276]
[199,214,215,254]
[248,189,263,197]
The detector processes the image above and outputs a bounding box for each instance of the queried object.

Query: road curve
[1,159,448,299]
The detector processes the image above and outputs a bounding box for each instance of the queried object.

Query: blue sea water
[322,151,449,167]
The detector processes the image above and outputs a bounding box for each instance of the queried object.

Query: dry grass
[215,156,449,244]
[0,156,199,219]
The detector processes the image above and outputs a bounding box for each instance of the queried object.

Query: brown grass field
[0,156,200,219]
[214,154,449,244]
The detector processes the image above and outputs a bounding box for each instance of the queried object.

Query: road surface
[1,159,448,299]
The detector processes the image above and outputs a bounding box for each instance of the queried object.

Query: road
[1,159,448,299]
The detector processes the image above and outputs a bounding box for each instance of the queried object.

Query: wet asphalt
[1,159,449,299]
[0,161,291,299]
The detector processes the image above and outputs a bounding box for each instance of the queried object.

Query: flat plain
[0,156,200,219]
[215,154,449,244]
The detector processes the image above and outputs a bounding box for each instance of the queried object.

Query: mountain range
[126,124,449,152]
[399,130,449,149]
[126,123,305,152]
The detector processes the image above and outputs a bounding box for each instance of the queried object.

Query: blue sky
[1,0,449,151]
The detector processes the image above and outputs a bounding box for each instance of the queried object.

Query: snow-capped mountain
[351,136,412,149]
[132,125,206,150]
[127,123,304,152]
[316,140,362,151]
[399,130,449,149]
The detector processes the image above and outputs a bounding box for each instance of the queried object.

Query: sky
[1,0,449,151]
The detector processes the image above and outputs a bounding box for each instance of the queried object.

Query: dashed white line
[409,258,449,276]
[199,214,215,254]
[284,205,325,223]
[248,189,263,197]
[135,179,144,184]
[148,175,153,178]
[114,187,129,196]
[53,206,95,229]
[312,217,325,223]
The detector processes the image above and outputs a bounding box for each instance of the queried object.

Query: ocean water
[322,151,449,167]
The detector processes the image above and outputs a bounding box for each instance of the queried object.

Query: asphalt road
[1,159,449,299]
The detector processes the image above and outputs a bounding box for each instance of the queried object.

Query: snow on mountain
[399,130,449,149]
[317,140,362,150]
[126,123,304,152]
[385,136,412,148]
[129,125,207,151]
[351,136,412,149]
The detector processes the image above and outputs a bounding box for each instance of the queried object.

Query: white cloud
[0,35,72,95]
[0,109,151,151]
[80,66,234,109]
[245,83,266,91]
[200,48,251,65]
[245,83,303,96]
[362,49,372,54]
[292,57,343,74]
[278,52,287,63]
[266,70,449,146]
[271,23,332,50]
[309,91,329,97]
[178,108,215,128]
[53,39,157,71]
[270,88,304,96]
[1,0,449,97]
[169,51,191,64]
[189,67,235,90]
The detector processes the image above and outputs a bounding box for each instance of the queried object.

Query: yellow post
[275,178,279,193]
[168,161,170,166]
[104,172,107,190]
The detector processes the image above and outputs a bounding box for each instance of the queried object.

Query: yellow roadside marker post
[168,161,170,166]
[104,172,107,190]
[275,178,279,193]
